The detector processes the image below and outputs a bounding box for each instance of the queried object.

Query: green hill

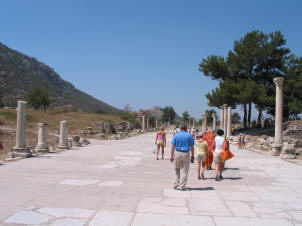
[0,42,122,113]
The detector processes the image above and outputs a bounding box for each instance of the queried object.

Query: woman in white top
[211,129,225,181]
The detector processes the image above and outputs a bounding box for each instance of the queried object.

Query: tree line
[199,30,302,128]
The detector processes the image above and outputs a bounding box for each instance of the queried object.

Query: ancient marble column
[220,106,224,129]
[272,77,284,156]
[146,117,149,130]
[193,117,196,128]
[36,123,49,152]
[227,107,232,137]
[212,113,216,131]
[203,112,207,132]
[142,115,145,131]
[223,104,228,135]
[58,120,69,149]
[13,101,30,156]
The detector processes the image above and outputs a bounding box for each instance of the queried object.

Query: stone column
[36,123,49,152]
[203,112,207,132]
[223,104,228,135]
[212,113,216,131]
[58,120,69,149]
[13,101,30,156]
[193,117,196,128]
[146,117,149,131]
[227,107,232,137]
[142,115,145,131]
[272,77,284,156]
[220,106,224,129]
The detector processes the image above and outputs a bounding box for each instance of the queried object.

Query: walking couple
[171,126,233,190]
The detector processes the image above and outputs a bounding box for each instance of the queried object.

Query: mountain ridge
[0,42,122,113]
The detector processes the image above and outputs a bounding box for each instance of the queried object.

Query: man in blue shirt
[170,125,195,191]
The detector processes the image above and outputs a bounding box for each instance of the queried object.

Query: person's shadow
[187,187,215,191]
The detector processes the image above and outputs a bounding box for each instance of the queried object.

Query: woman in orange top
[203,130,215,170]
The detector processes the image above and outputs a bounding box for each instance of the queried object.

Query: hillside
[0,42,122,113]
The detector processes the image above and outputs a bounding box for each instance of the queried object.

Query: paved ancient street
[1,133,302,226]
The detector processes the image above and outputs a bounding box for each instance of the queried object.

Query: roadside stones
[35,123,49,152]
[72,135,81,147]
[86,127,95,135]
[12,101,31,157]
[58,120,69,149]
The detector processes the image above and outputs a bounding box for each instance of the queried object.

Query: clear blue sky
[1,0,301,120]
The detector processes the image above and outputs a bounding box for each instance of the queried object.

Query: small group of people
[155,125,233,191]
[237,133,245,150]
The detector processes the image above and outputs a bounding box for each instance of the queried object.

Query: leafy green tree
[0,88,4,107]
[161,106,176,123]
[200,30,291,125]
[231,112,241,124]
[27,88,50,111]
[182,111,190,122]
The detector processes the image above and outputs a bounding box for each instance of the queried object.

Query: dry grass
[0,108,122,160]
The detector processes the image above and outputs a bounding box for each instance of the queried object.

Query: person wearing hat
[170,125,195,191]
[195,132,208,180]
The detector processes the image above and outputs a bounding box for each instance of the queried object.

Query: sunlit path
[0,133,301,225]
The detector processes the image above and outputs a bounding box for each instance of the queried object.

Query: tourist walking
[203,129,215,170]
[195,132,208,180]
[174,125,180,136]
[170,125,195,191]
[155,126,166,160]
[210,129,225,181]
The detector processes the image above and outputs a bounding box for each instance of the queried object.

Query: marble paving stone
[231,185,249,192]
[248,186,268,193]
[226,201,257,217]
[189,199,232,216]
[260,212,292,219]
[163,189,191,199]
[257,192,298,202]
[50,218,86,226]
[59,179,99,186]
[136,198,189,215]
[89,210,134,226]
[114,156,142,161]
[132,213,215,226]
[99,162,120,168]
[4,210,52,225]
[98,180,123,187]
[288,202,302,210]
[252,201,291,210]
[119,151,143,156]
[161,198,187,207]
[253,207,285,214]
[37,207,95,218]
[289,211,302,221]
[118,159,140,166]
[218,191,261,201]
[214,216,293,226]
[191,190,221,200]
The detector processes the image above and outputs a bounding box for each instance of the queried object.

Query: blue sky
[0,0,301,120]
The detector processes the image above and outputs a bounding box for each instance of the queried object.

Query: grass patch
[26,114,36,123]
[0,111,16,121]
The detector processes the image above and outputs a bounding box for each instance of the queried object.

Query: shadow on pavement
[224,167,240,170]
[187,187,215,191]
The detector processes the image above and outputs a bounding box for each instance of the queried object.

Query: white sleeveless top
[214,136,224,153]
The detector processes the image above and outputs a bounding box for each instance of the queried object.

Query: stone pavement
[0,133,302,226]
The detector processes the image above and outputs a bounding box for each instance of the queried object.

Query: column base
[270,144,283,156]
[35,146,49,152]
[57,143,69,149]
[12,147,31,158]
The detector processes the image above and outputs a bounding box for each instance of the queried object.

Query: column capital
[220,106,224,110]
[212,113,216,118]
[223,104,228,109]
[273,77,284,87]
